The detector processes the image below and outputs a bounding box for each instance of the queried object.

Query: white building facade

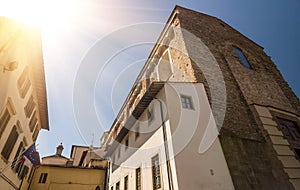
[107,83,234,190]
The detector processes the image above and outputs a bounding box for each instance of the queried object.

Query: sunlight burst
[0,0,81,30]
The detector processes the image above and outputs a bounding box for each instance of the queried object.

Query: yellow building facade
[22,165,106,190]
[0,17,49,189]
[21,144,107,190]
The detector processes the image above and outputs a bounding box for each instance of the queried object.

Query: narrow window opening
[152,154,161,189]
[232,46,252,69]
[38,173,48,183]
[136,167,141,190]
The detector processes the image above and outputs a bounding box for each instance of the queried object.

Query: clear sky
[6,0,300,157]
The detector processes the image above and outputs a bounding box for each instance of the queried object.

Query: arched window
[232,46,252,69]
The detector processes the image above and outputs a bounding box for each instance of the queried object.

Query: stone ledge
[278,156,300,168]
[274,145,295,156]
[254,105,273,118]
[270,136,289,145]
[260,117,277,126]
[289,179,300,190]
[263,125,283,136]
[284,168,300,179]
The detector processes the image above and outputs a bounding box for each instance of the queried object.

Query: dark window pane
[136,168,141,190]
[0,108,11,138]
[124,176,128,190]
[233,46,252,69]
[1,126,19,160]
[152,154,161,189]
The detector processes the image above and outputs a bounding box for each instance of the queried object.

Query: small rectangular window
[18,67,31,98]
[0,108,11,138]
[116,181,120,190]
[32,126,39,141]
[180,95,193,109]
[1,125,19,160]
[0,98,16,139]
[24,96,35,118]
[136,167,141,190]
[38,173,48,183]
[29,111,38,132]
[152,154,161,190]
[124,176,128,190]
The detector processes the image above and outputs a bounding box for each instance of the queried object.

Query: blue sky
[35,0,300,157]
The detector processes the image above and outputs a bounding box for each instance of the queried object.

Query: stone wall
[172,6,300,189]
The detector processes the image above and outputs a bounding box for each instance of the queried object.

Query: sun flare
[0,0,80,30]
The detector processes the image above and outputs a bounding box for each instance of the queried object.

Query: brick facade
[171,6,300,189]
[106,6,300,189]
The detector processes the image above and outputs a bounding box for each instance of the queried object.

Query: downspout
[154,98,174,190]
[27,165,38,190]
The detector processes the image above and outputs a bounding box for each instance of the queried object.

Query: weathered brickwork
[106,6,299,189]
[220,136,293,190]
[172,6,300,190]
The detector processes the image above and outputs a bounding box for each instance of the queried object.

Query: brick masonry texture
[170,6,300,189]
[220,136,293,190]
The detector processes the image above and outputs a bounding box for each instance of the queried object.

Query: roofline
[105,5,265,143]
[106,6,180,139]
[42,154,69,160]
[174,5,264,50]
[70,145,90,158]
[38,164,107,170]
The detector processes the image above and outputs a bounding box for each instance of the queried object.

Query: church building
[104,6,300,190]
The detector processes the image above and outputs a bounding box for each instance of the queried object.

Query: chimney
[56,143,64,156]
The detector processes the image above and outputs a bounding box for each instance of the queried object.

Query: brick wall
[172,6,300,189]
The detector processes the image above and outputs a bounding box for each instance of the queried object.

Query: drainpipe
[154,98,174,190]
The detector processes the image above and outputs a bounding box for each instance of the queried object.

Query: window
[111,186,113,190]
[232,46,252,69]
[29,111,38,132]
[18,67,31,98]
[32,126,39,141]
[136,167,141,190]
[276,117,300,159]
[38,173,48,183]
[11,142,29,180]
[1,125,19,160]
[18,165,29,179]
[116,182,120,190]
[24,96,35,118]
[152,154,161,189]
[180,95,193,109]
[0,108,11,138]
[0,98,16,139]
[124,176,128,190]
[11,142,24,171]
